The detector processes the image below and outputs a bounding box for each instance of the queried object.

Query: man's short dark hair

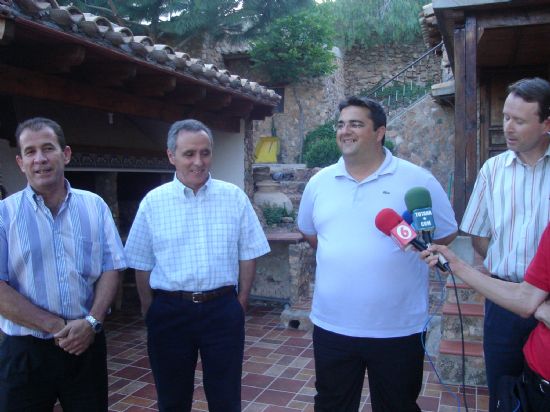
[507,77,550,122]
[338,96,387,145]
[15,117,66,151]
[167,119,213,152]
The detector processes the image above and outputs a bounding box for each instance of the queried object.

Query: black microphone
[405,187,436,245]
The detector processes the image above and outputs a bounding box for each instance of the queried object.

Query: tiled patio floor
[104,301,488,412]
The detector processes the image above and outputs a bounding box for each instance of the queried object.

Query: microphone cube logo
[390,222,418,250]
[412,208,435,231]
[393,223,416,242]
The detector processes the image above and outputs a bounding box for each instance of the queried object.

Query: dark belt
[153,285,235,303]
[523,362,550,395]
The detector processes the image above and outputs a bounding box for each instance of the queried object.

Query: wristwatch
[85,314,103,333]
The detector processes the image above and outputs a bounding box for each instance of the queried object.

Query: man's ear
[63,145,72,165]
[16,155,24,173]
[376,126,387,143]
[167,149,175,166]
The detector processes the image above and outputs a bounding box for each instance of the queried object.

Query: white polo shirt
[298,150,457,338]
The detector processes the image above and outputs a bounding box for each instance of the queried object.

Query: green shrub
[304,138,340,168]
[262,204,293,226]
[303,121,336,155]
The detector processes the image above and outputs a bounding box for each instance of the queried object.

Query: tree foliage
[249,8,337,84]
[320,0,425,49]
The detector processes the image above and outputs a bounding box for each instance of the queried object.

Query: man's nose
[34,150,47,162]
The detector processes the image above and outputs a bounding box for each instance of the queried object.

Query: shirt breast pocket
[75,238,102,278]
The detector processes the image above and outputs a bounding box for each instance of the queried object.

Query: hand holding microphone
[374,208,450,272]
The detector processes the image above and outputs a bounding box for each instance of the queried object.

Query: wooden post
[453,16,477,223]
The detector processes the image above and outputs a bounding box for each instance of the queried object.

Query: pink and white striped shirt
[460,146,550,282]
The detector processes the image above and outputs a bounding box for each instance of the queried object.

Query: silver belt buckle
[192,292,203,303]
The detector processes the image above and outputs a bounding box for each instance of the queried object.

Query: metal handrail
[365,41,444,97]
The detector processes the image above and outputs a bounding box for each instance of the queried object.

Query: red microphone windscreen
[374,208,403,235]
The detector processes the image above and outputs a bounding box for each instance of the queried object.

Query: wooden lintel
[0,63,191,123]
[130,75,177,97]
[167,84,207,105]
[79,62,137,87]
[11,44,87,73]
[477,8,550,31]
[196,92,233,111]
[222,100,254,118]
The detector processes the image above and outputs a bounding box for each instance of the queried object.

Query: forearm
[238,259,256,309]
[0,280,64,334]
[433,231,458,246]
[451,260,545,317]
[534,301,550,328]
[89,270,121,322]
[135,270,153,316]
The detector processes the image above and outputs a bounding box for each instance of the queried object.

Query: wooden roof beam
[78,62,137,87]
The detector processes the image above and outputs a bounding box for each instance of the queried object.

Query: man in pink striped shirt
[460,77,550,412]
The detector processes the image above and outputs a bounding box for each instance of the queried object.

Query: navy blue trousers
[313,326,425,412]
[0,332,108,412]
[146,291,245,412]
[484,299,537,412]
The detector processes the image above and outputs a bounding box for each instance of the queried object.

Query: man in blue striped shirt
[125,119,270,412]
[0,118,126,411]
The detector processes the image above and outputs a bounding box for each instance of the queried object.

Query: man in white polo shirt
[298,96,457,411]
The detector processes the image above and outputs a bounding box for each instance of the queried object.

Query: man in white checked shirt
[124,119,270,412]
[0,117,126,411]
[461,77,550,412]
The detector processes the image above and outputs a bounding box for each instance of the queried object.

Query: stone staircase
[437,237,487,386]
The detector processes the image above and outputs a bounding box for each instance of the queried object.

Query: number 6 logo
[396,223,414,240]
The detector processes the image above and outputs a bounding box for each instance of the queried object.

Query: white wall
[210,127,245,189]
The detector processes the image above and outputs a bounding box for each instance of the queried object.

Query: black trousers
[313,325,425,412]
[146,291,245,412]
[0,332,108,412]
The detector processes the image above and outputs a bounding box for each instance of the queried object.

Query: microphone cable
[447,266,470,412]
[422,265,470,412]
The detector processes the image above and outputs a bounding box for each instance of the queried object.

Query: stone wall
[386,94,455,195]
[343,41,441,96]
[252,53,346,164]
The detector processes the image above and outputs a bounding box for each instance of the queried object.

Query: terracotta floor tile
[104,303,489,412]
[268,377,307,393]
[255,389,295,406]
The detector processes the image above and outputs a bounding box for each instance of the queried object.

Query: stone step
[437,339,486,386]
[445,280,485,305]
[441,302,484,341]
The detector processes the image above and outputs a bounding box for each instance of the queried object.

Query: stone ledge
[440,339,484,357]
[266,231,304,243]
[442,302,484,317]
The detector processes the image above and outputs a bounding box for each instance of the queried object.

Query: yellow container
[255,136,280,163]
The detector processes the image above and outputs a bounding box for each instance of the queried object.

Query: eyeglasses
[333,121,366,131]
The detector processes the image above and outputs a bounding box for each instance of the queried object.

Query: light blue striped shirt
[124,175,270,291]
[0,182,127,338]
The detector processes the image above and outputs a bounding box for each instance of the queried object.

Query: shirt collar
[505,143,550,167]
[334,147,396,181]
[172,173,212,198]
[24,179,72,210]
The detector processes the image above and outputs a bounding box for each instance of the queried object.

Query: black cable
[448,267,469,412]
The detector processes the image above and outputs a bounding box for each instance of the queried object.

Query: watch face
[86,315,103,333]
